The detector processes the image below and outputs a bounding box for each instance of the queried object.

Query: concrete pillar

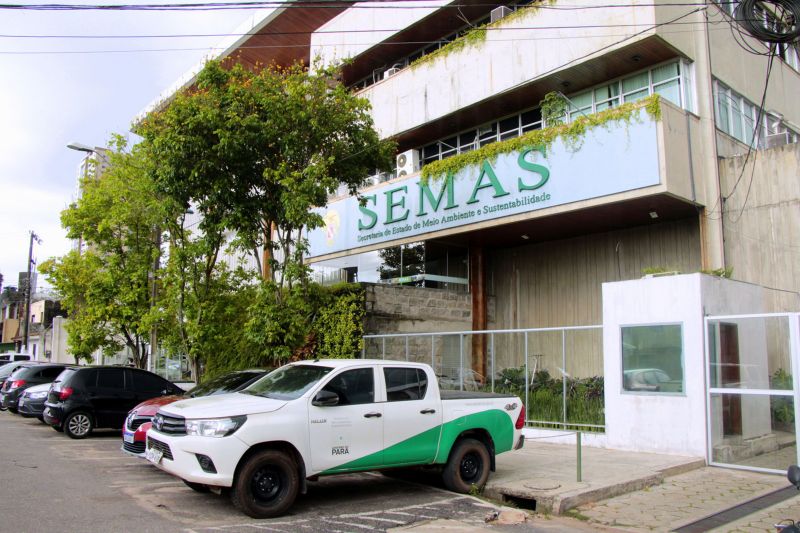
[469,246,487,382]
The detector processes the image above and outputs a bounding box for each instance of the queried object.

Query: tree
[41,136,165,369]
[139,59,394,362]
[139,60,394,287]
[157,210,254,380]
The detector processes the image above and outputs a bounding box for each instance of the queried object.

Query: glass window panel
[521,108,542,127]
[569,91,593,110]
[730,96,744,141]
[716,87,730,133]
[594,83,620,101]
[710,393,795,470]
[623,89,649,103]
[459,130,477,152]
[322,368,375,405]
[423,144,439,160]
[622,324,684,394]
[622,71,649,94]
[654,79,681,106]
[595,100,618,111]
[478,123,498,146]
[652,62,679,83]
[499,116,519,134]
[440,137,457,157]
[384,367,428,401]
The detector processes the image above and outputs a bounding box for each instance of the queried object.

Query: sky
[0,1,268,290]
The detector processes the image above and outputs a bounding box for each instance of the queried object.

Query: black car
[17,383,51,421]
[43,366,183,439]
[0,362,40,409]
[1,363,71,413]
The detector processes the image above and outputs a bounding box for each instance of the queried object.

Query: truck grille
[147,437,173,460]
[152,412,186,436]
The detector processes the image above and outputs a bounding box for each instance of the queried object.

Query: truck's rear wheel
[442,438,490,493]
[231,450,299,518]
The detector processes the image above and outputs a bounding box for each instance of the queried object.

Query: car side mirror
[312,390,340,407]
[788,465,800,489]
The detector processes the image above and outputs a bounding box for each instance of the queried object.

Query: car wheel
[64,411,93,439]
[231,450,299,518]
[8,407,17,414]
[38,416,46,423]
[183,480,211,493]
[441,438,491,493]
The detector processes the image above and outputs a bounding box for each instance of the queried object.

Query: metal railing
[363,325,605,431]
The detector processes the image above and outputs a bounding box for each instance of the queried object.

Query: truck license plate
[145,447,163,464]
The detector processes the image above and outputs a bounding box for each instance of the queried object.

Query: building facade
[143,0,800,465]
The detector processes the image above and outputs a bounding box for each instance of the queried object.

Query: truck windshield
[242,364,333,400]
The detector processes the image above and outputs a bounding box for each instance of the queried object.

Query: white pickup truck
[145,359,525,518]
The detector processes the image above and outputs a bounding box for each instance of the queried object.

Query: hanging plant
[421,95,662,184]
[540,91,568,126]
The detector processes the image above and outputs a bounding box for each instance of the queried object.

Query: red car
[121,369,267,457]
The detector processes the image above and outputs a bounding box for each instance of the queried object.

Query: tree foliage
[139,60,395,290]
[41,136,165,368]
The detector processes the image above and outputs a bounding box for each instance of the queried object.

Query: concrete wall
[719,143,800,312]
[602,273,766,457]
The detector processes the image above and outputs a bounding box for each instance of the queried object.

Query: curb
[484,458,707,515]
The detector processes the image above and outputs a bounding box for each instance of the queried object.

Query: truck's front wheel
[231,450,299,518]
[442,438,490,493]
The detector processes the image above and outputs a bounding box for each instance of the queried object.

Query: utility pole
[22,230,41,354]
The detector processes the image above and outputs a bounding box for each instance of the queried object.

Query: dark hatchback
[43,366,183,439]
[0,362,40,409]
[1,363,71,413]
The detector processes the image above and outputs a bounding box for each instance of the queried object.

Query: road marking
[326,520,377,530]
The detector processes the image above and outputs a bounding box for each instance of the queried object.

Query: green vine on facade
[540,91,568,125]
[421,94,662,183]
[409,0,553,71]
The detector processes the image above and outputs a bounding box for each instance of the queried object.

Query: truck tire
[442,438,490,493]
[231,449,299,518]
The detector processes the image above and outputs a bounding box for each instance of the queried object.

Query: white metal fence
[363,325,604,431]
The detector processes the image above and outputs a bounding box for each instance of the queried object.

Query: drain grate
[672,486,800,533]
[502,494,537,511]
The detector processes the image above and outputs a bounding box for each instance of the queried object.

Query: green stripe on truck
[321,409,514,475]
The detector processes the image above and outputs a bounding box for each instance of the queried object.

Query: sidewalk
[395,440,796,532]
[485,440,706,514]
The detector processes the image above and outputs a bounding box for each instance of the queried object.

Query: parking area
[1,411,595,532]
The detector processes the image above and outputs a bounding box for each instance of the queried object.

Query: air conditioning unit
[763,133,790,150]
[396,149,420,178]
[490,6,512,23]
[383,67,402,79]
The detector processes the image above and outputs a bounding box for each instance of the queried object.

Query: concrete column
[469,246,487,382]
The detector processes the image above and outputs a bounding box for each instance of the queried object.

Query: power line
[0,0,730,11]
[0,13,736,55]
[0,18,723,39]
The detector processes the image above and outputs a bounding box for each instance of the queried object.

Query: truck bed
[440,390,518,400]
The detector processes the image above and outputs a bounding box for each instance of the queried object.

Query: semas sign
[307,111,660,259]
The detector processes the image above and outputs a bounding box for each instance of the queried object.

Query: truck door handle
[363,412,382,418]
[420,409,436,414]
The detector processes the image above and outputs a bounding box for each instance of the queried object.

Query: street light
[66,142,94,153]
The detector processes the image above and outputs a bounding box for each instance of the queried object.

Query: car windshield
[187,371,263,398]
[242,365,333,401]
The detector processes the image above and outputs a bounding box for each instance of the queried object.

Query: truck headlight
[185,416,246,437]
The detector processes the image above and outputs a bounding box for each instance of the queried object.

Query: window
[133,371,169,393]
[384,367,428,401]
[714,80,798,146]
[40,367,64,380]
[97,368,125,389]
[322,368,375,405]
[622,324,684,394]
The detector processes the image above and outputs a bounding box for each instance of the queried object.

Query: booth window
[622,324,684,394]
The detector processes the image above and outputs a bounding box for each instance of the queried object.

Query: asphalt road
[0,411,598,532]
[0,411,501,532]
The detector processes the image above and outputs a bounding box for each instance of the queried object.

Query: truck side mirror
[312,390,340,407]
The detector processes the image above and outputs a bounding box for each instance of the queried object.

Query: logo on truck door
[332,446,350,456]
